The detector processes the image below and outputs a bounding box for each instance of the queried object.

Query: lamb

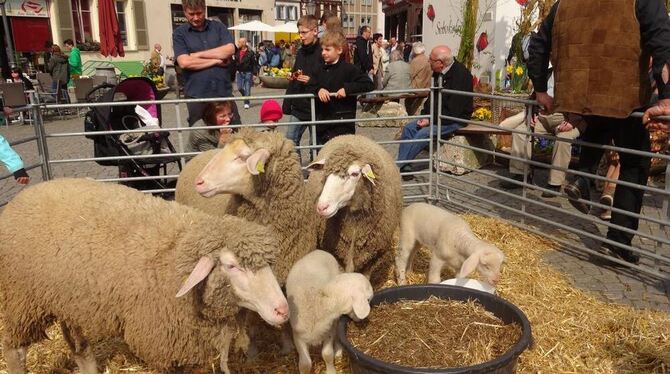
[306,134,403,289]
[286,250,374,374]
[395,202,505,286]
[175,149,231,216]
[0,178,288,374]
[193,128,317,284]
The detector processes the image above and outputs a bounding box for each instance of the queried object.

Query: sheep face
[177,251,289,327]
[309,160,376,218]
[194,139,270,198]
[457,245,505,286]
[338,273,374,322]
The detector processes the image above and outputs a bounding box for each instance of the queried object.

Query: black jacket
[234,48,256,73]
[282,41,323,120]
[353,36,372,74]
[422,59,473,124]
[311,59,374,142]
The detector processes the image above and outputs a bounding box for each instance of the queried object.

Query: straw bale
[1,215,668,373]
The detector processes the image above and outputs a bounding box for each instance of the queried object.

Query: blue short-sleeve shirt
[173,20,235,98]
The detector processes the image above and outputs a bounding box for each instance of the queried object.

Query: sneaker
[541,184,561,198]
[599,195,613,220]
[563,177,591,214]
[244,104,250,109]
[602,242,640,265]
[400,164,414,181]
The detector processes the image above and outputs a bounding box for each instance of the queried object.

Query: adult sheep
[193,128,317,284]
[0,178,288,374]
[175,149,231,216]
[306,134,402,289]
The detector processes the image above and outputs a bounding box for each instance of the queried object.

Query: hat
[260,100,283,122]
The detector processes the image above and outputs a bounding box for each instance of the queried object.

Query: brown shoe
[564,178,591,214]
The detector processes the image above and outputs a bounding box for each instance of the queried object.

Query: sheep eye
[350,172,360,178]
[224,264,238,271]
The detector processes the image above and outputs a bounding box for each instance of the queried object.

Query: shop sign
[4,0,49,18]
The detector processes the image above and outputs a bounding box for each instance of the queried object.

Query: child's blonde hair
[320,32,346,49]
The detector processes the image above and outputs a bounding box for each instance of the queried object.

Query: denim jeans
[397,120,464,164]
[236,71,253,105]
[285,115,313,164]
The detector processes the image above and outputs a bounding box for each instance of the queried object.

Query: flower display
[506,63,529,94]
[262,67,292,78]
[471,107,493,121]
[515,66,524,76]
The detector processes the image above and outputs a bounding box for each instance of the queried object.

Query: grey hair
[390,50,403,62]
[412,42,426,55]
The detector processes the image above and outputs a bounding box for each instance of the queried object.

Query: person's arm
[528,1,558,94]
[638,0,670,100]
[383,65,391,88]
[343,66,375,95]
[192,43,235,61]
[0,135,25,174]
[445,66,474,120]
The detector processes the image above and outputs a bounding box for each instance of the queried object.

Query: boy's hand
[417,119,430,128]
[336,88,346,98]
[318,89,331,103]
[16,176,29,185]
[296,75,310,83]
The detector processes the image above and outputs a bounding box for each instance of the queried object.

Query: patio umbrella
[98,0,125,57]
[272,22,298,33]
[228,20,276,32]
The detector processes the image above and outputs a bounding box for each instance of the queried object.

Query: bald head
[154,43,162,51]
[429,45,454,73]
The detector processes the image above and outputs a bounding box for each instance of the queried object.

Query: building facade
[341,0,379,37]
[275,0,300,24]
[381,0,422,42]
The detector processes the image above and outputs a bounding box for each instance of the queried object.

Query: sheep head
[176,220,289,327]
[457,244,505,286]
[194,138,271,198]
[325,273,374,322]
[308,146,378,218]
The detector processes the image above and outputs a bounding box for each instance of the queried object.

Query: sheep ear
[246,149,271,176]
[457,252,481,279]
[352,295,371,319]
[361,164,376,186]
[307,158,326,172]
[176,256,216,298]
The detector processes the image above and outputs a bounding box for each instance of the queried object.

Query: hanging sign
[5,0,49,18]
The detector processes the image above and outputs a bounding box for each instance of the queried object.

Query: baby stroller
[84,77,181,197]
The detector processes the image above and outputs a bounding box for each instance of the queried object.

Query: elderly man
[397,45,473,179]
[234,37,255,109]
[382,50,411,96]
[405,42,432,115]
[529,0,670,263]
[150,43,166,76]
[173,0,236,126]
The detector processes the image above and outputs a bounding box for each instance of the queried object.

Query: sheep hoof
[245,345,259,362]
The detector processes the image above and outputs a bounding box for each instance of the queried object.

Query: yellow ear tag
[365,169,376,180]
[256,160,265,174]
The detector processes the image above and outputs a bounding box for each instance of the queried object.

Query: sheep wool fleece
[225,129,318,284]
[176,149,232,216]
[0,178,277,370]
[306,134,402,288]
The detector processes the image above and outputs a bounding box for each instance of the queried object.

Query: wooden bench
[358,93,429,113]
[454,123,510,136]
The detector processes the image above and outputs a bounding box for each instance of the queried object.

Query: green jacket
[68,47,82,76]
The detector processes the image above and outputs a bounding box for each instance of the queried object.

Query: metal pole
[310,95,317,161]
[1,3,15,67]
[429,77,438,202]
[29,93,52,180]
[520,103,532,225]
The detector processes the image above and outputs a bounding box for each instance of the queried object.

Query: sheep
[395,202,505,286]
[175,149,231,216]
[305,134,403,289]
[286,250,374,374]
[193,128,317,285]
[0,178,289,374]
[192,129,318,358]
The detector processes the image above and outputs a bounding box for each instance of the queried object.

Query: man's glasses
[298,28,316,35]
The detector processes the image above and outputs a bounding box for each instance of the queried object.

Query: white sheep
[306,134,403,289]
[175,149,231,216]
[286,250,374,374]
[396,202,505,286]
[0,178,288,374]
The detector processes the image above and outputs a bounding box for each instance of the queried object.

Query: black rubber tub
[337,285,532,374]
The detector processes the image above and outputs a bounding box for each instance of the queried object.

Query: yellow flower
[506,65,513,74]
[515,66,524,76]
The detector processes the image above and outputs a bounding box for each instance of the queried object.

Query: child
[259,99,283,131]
[311,32,374,144]
[188,101,236,152]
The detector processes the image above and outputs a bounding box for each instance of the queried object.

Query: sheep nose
[316,202,330,215]
[275,302,289,320]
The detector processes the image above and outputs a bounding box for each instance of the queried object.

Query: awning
[228,20,276,32]
[98,0,125,57]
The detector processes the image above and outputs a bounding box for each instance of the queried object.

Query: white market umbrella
[228,20,276,32]
[272,22,298,33]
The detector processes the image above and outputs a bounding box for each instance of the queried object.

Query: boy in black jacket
[283,15,322,161]
[312,32,374,144]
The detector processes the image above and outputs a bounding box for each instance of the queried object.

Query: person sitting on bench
[397,45,473,180]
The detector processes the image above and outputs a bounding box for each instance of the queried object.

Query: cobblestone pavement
[1,86,668,312]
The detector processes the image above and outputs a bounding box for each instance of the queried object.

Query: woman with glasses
[188,101,238,152]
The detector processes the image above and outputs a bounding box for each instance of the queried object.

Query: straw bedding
[347,297,522,368]
[0,215,668,373]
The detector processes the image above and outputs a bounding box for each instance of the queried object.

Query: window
[367,16,372,25]
[276,5,286,20]
[361,16,366,25]
[116,1,127,46]
[71,0,92,44]
[133,0,149,50]
[288,6,297,21]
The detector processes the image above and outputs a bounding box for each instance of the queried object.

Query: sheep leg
[2,338,27,374]
[218,325,235,374]
[321,329,337,374]
[293,331,312,374]
[279,323,295,355]
[60,322,98,374]
[334,339,343,358]
[395,237,417,285]
[428,254,446,284]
